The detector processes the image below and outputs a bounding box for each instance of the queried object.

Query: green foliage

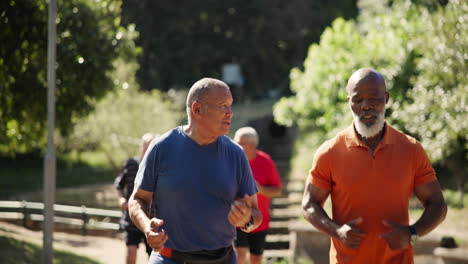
[0,0,133,155]
[59,32,184,168]
[274,8,413,142]
[0,234,101,264]
[60,86,184,169]
[274,0,466,188]
[0,151,113,195]
[443,189,468,208]
[121,0,358,95]
[392,0,467,164]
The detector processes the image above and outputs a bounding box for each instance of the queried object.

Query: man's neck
[246,149,257,161]
[183,124,218,146]
[355,124,386,151]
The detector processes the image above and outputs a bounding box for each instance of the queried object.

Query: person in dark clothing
[115,133,155,264]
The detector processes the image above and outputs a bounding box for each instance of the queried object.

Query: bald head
[186,78,230,118]
[346,68,386,94]
[346,68,389,138]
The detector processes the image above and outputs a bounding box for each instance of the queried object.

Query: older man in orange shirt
[302,68,447,263]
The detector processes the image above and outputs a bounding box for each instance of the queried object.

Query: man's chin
[220,126,230,135]
[355,120,384,138]
[361,120,376,127]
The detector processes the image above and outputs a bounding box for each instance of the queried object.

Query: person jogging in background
[115,133,155,264]
[234,126,282,264]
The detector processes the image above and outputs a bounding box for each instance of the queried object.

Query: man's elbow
[127,194,142,220]
[429,196,448,224]
[301,202,313,220]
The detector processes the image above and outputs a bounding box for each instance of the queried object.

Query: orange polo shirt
[310,123,436,264]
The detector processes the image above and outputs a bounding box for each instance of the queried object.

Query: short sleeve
[267,158,282,188]
[135,143,159,192]
[114,159,134,190]
[237,152,258,198]
[413,142,436,187]
[114,175,124,190]
[310,143,333,191]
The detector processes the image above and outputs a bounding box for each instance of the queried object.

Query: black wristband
[242,216,254,231]
[408,225,418,236]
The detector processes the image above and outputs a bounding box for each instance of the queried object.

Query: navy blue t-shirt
[135,127,257,251]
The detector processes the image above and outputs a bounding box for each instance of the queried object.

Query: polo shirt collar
[345,121,396,148]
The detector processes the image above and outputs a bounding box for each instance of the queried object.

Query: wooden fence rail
[0,200,122,235]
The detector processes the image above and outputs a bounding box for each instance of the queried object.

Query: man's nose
[226,106,234,117]
[362,100,374,110]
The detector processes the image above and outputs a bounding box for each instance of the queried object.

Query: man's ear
[385,91,390,104]
[192,101,203,116]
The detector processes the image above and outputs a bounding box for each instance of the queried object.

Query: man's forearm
[251,207,263,230]
[412,198,447,236]
[128,196,151,233]
[303,202,339,239]
[257,185,281,197]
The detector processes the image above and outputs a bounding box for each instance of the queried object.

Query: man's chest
[157,155,238,200]
[331,147,415,194]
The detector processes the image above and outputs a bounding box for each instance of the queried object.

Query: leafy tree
[273,10,412,138]
[0,0,131,155]
[59,57,184,170]
[121,0,358,98]
[392,0,467,205]
[274,0,467,204]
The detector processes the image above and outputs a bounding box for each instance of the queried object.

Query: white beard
[352,109,385,139]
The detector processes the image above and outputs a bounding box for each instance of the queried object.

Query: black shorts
[125,228,152,255]
[234,229,268,255]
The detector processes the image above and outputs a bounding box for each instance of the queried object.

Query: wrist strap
[408,225,418,236]
[242,216,254,231]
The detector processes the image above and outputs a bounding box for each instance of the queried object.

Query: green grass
[0,151,114,196]
[0,234,101,264]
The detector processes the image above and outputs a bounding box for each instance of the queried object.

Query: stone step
[288,192,303,203]
[270,215,295,222]
[267,221,289,234]
[271,195,302,207]
[265,234,290,249]
[270,198,290,209]
[263,177,304,259]
[271,206,301,217]
[286,180,304,193]
[270,206,301,222]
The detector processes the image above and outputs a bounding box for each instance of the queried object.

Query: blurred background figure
[234,127,282,264]
[115,133,156,264]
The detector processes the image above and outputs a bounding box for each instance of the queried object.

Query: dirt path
[0,221,149,264]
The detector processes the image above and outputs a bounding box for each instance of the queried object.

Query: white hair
[141,133,155,144]
[352,108,386,138]
[234,127,259,146]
